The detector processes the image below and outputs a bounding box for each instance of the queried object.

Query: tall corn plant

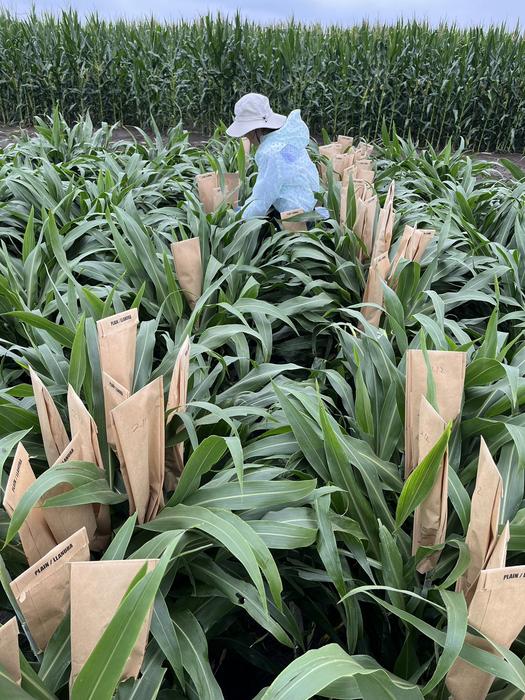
[1,12,525,150]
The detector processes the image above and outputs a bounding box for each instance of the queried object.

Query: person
[226,93,328,220]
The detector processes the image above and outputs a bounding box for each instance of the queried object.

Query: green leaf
[102,514,138,561]
[133,318,159,392]
[273,383,328,481]
[421,590,467,693]
[0,430,31,499]
[501,158,525,180]
[315,494,360,651]
[319,403,379,556]
[257,644,423,700]
[22,207,36,263]
[344,586,525,693]
[183,479,316,511]
[42,479,126,507]
[419,330,438,412]
[143,504,280,613]
[68,315,87,394]
[151,595,185,688]
[167,436,227,506]
[378,522,405,610]
[170,610,223,700]
[0,668,35,699]
[38,614,71,693]
[355,363,374,438]
[4,461,103,545]
[124,653,165,700]
[71,539,178,700]
[396,422,451,527]
[4,312,75,347]
[20,654,57,700]
[192,555,297,647]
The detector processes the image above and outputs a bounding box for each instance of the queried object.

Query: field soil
[1,124,524,173]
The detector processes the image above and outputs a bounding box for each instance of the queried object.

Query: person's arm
[242,153,282,219]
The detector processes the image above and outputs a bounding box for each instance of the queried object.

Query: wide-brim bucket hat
[226,93,287,137]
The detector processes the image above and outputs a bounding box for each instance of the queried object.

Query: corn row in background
[1,12,525,151]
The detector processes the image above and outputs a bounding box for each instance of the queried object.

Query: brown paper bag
[67,386,111,551]
[319,143,342,159]
[101,372,130,451]
[223,173,240,206]
[356,142,374,158]
[362,252,390,327]
[337,135,354,151]
[30,367,69,467]
[210,173,240,210]
[341,179,375,226]
[456,438,503,603]
[342,164,357,187]
[10,528,90,651]
[3,443,57,565]
[340,185,349,226]
[484,521,510,571]
[70,559,158,686]
[412,397,448,573]
[446,564,525,700]
[0,617,21,685]
[43,433,98,546]
[197,172,240,213]
[166,338,191,489]
[353,179,374,203]
[97,309,138,393]
[356,164,374,183]
[405,350,466,478]
[371,181,395,259]
[388,225,412,284]
[97,309,138,448]
[67,386,104,470]
[407,228,435,262]
[332,154,346,179]
[390,226,436,285]
[319,143,343,182]
[111,377,165,524]
[354,195,378,259]
[171,238,202,310]
[195,172,218,214]
[333,153,355,179]
[281,209,306,232]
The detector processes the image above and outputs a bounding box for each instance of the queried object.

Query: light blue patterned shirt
[242,110,320,219]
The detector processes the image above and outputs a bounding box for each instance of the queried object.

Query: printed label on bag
[503,572,525,580]
[58,446,75,464]
[11,456,23,493]
[109,379,125,397]
[110,313,132,327]
[34,542,74,576]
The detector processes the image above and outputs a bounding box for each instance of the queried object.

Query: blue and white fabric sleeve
[241,154,282,219]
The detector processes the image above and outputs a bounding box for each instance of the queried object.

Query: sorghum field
[1,12,525,700]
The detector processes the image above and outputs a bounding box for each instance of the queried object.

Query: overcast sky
[4,0,525,26]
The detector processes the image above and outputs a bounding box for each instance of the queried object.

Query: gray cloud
[4,0,525,25]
